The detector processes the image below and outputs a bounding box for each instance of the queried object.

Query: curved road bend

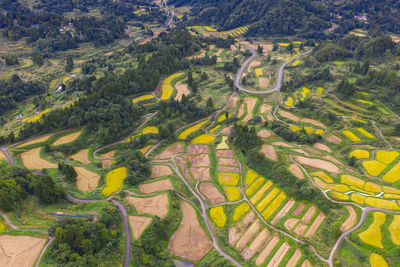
[35,237,55,267]
[0,147,14,165]
[235,47,311,94]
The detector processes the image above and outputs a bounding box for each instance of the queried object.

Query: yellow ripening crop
[261,192,287,220]
[376,150,399,165]
[217,172,240,186]
[209,126,220,134]
[382,161,400,183]
[132,94,154,104]
[291,60,301,66]
[389,215,400,245]
[342,130,361,142]
[357,99,375,105]
[102,167,127,196]
[369,253,388,267]
[313,177,350,192]
[300,87,310,101]
[357,128,375,139]
[255,68,263,77]
[191,134,215,144]
[315,129,325,136]
[161,72,184,100]
[362,160,387,177]
[349,149,370,159]
[341,174,365,189]
[351,193,366,205]
[304,127,314,134]
[217,113,231,122]
[290,125,301,132]
[224,186,241,201]
[383,193,400,199]
[209,206,226,228]
[364,182,381,193]
[382,186,400,194]
[178,120,208,139]
[316,87,323,96]
[284,97,294,107]
[278,43,290,47]
[328,191,349,201]
[311,171,334,183]
[138,145,152,155]
[358,212,386,249]
[233,202,250,221]
[245,169,259,186]
[250,181,273,204]
[365,197,400,210]
[245,177,265,196]
[256,187,280,212]
[352,118,367,124]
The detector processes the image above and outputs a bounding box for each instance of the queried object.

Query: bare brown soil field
[102,160,113,168]
[255,235,280,266]
[300,118,327,129]
[218,157,237,166]
[229,96,239,113]
[199,182,225,204]
[292,203,306,216]
[21,147,57,169]
[271,199,296,224]
[260,145,277,161]
[236,219,260,251]
[272,142,294,148]
[322,155,344,166]
[0,235,46,267]
[326,135,342,144]
[286,248,302,267]
[238,103,245,118]
[278,110,300,122]
[155,143,184,159]
[292,149,310,156]
[301,205,316,224]
[304,212,326,238]
[70,149,90,164]
[151,165,173,178]
[229,211,256,244]
[217,166,239,172]
[126,193,169,218]
[216,150,233,157]
[266,242,291,267]
[138,179,173,193]
[257,129,271,138]
[75,167,100,192]
[168,201,212,261]
[301,260,313,267]
[304,147,321,155]
[185,154,210,167]
[241,228,269,261]
[221,125,233,135]
[313,143,331,152]
[16,135,50,148]
[187,144,209,154]
[53,131,82,146]
[284,218,299,231]
[288,164,304,179]
[266,114,274,121]
[294,156,341,173]
[260,104,273,113]
[259,78,269,89]
[243,97,258,122]
[190,167,211,181]
[247,60,260,72]
[174,80,190,101]
[99,150,116,158]
[341,206,357,232]
[129,215,152,239]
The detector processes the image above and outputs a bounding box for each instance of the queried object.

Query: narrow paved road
[35,237,55,267]
[0,147,14,165]
[112,200,131,267]
[235,46,311,94]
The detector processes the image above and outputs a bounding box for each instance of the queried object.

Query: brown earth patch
[301,260,313,267]
[243,97,258,122]
[139,179,173,193]
[221,125,233,135]
[16,135,50,148]
[70,149,90,164]
[186,50,206,59]
[21,147,57,169]
[151,165,173,178]
[129,216,152,239]
[238,103,245,118]
[300,118,327,129]
[99,150,116,158]
[175,157,191,181]
[260,145,277,161]
[266,242,291,267]
[199,182,225,204]
[288,164,304,179]
[229,96,240,113]
[126,193,169,218]
[218,157,237,166]
[229,227,242,246]
[185,154,210,167]
[322,155,344,166]
[169,201,212,261]
[259,78,268,89]
[102,160,113,168]
[257,129,271,139]
[291,149,310,156]
[190,167,211,181]
[174,80,190,101]
[155,143,184,159]
[304,147,321,155]
[255,235,280,266]
[272,142,294,148]
[278,110,300,122]
[326,135,342,144]
[304,212,326,238]
[313,143,331,152]
[216,150,233,158]
[301,205,316,224]
[286,248,302,267]
[260,104,273,113]
[0,235,46,267]
[217,166,239,173]
[247,60,260,72]
[271,199,296,225]
[294,156,341,173]
[284,218,299,231]
[341,206,357,232]
[53,131,82,146]
[241,228,269,261]
[236,219,260,251]
[75,167,100,192]
[292,202,306,216]
[266,114,274,121]
[187,144,209,154]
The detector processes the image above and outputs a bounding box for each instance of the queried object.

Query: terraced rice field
[178,120,208,139]
[161,72,184,100]
[358,212,386,248]
[101,167,127,196]
[191,134,215,144]
[210,206,226,227]
[132,94,154,104]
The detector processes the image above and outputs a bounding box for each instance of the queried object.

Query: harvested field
[169,201,212,261]
[288,164,304,179]
[292,149,310,156]
[16,135,50,148]
[216,136,229,149]
[187,144,209,154]
[322,155,344,166]
[243,97,258,122]
[250,181,273,203]
[301,205,316,223]
[236,219,260,250]
[102,160,113,168]
[300,118,327,128]
[255,235,280,266]
[278,110,300,122]
[260,104,272,114]
[190,167,211,180]
[70,149,89,164]
[229,96,239,113]
[271,199,296,224]
[257,129,271,139]
[260,145,277,160]
[218,166,239,173]
[266,242,291,267]
[304,147,321,155]
[247,60,260,72]
[326,135,342,144]
[53,131,81,146]
[218,157,237,166]
[0,235,46,267]
[174,80,189,101]
[155,143,184,159]
[294,223,307,235]
[294,156,341,173]
[286,248,302,267]
[138,179,173,193]
[21,147,57,169]
[238,103,245,118]
[151,165,173,178]
[127,193,169,218]
[185,154,210,167]
[284,218,299,230]
[242,228,269,261]
[292,203,306,216]
[341,206,357,232]
[129,216,152,239]
[75,167,100,192]
[272,142,294,148]
[99,150,115,158]
[199,182,225,204]
[304,212,326,238]
[216,150,233,157]
[259,78,268,89]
